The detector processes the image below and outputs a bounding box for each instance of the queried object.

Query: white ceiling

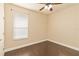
[13,3,76,15]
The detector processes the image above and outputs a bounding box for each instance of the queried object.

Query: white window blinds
[12,10,28,40]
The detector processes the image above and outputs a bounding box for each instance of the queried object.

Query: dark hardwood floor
[5,41,79,56]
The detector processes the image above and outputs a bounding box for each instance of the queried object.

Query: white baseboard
[4,39,47,52]
[4,39,79,53]
[48,39,79,51]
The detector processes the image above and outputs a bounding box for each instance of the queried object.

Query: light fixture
[48,4,53,11]
[39,3,62,11]
[44,4,53,11]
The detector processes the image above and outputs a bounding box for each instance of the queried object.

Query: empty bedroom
[0,3,79,56]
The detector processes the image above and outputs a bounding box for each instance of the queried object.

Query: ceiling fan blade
[51,3,62,5]
[40,7,45,11]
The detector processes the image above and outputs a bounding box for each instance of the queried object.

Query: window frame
[12,9,29,40]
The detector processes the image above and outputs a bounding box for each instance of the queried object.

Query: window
[12,10,28,40]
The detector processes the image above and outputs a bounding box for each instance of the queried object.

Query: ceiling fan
[39,3,62,11]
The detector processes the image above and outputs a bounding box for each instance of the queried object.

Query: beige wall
[48,4,79,49]
[4,4,48,49]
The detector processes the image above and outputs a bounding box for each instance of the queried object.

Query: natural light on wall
[12,10,28,40]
